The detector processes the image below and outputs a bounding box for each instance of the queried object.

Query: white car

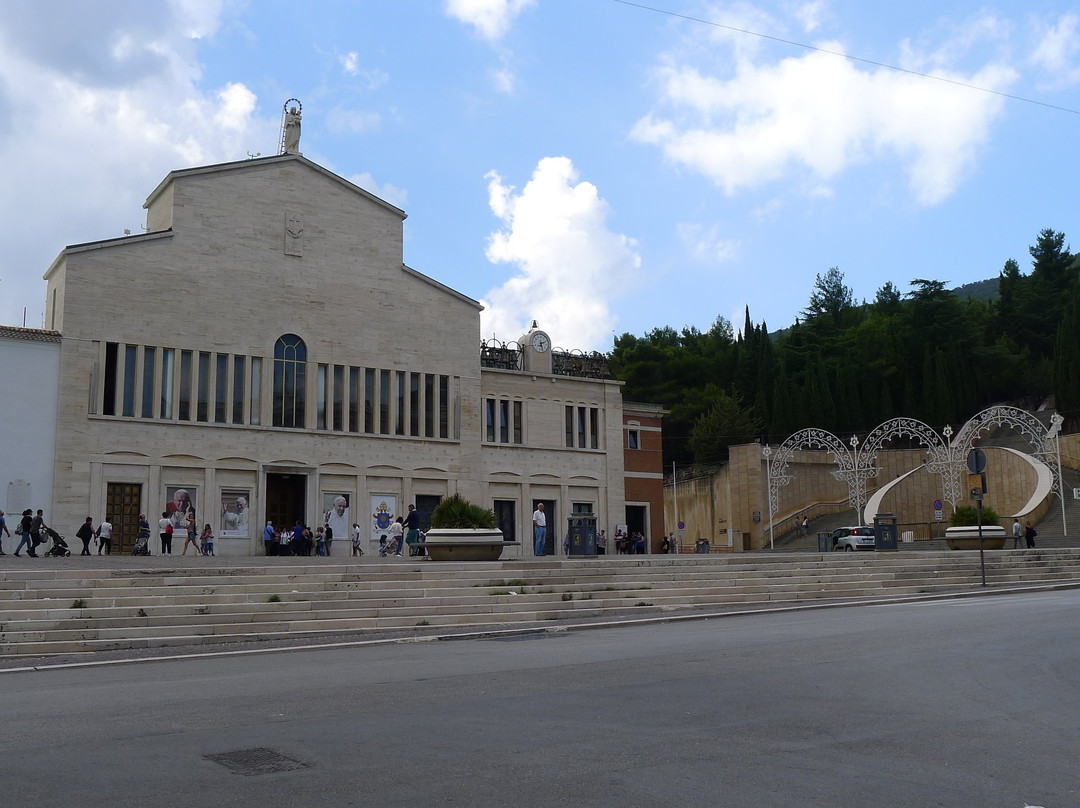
[832,526,876,551]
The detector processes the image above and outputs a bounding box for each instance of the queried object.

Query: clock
[530,332,550,353]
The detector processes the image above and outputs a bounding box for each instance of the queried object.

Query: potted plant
[424,495,516,561]
[944,505,1007,550]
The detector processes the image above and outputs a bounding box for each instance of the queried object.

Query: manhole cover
[204,747,309,776]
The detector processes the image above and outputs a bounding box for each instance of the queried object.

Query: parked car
[831,526,877,551]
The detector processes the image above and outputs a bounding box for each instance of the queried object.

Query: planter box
[945,525,1006,550]
[423,528,517,561]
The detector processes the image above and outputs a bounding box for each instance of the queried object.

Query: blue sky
[1,0,1077,352]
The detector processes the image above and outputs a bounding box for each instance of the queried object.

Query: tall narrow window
[499,399,509,443]
[425,373,435,437]
[513,400,523,444]
[410,373,420,436]
[232,356,245,424]
[590,407,599,449]
[249,357,262,425]
[439,375,449,439]
[565,405,574,447]
[215,353,228,423]
[141,347,156,418]
[122,344,137,417]
[348,367,359,432]
[316,363,328,430]
[577,406,587,448]
[485,398,496,442]
[379,369,390,434]
[179,350,192,421]
[333,365,344,431]
[627,429,639,450]
[160,348,174,419]
[197,351,211,422]
[103,342,118,416]
[395,371,405,435]
[364,368,375,433]
[273,334,306,428]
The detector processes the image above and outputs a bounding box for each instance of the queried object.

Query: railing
[551,349,610,379]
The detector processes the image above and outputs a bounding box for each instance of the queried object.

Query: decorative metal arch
[762,406,1067,547]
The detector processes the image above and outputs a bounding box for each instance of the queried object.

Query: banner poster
[321,492,351,544]
[220,489,251,537]
[370,495,398,544]
[166,486,198,535]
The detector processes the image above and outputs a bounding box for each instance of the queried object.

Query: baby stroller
[131,532,151,556]
[43,527,71,557]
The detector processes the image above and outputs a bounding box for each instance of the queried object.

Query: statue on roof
[280,99,302,155]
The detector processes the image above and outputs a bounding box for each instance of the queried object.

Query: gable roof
[142,153,407,220]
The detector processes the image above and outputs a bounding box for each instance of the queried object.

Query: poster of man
[220,490,250,537]
[322,493,350,549]
[165,487,197,535]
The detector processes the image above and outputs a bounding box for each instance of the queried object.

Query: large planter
[945,525,1006,550]
[423,528,516,561]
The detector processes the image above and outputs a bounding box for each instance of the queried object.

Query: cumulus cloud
[0,1,272,327]
[632,13,1017,205]
[1029,13,1080,89]
[444,0,535,41]
[349,172,409,210]
[326,105,382,134]
[479,158,641,352]
[677,223,739,264]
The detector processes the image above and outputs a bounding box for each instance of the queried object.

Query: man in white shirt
[532,502,546,556]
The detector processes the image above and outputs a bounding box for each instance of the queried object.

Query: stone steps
[3,551,1080,657]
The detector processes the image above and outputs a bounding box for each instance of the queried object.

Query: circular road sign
[934,499,943,511]
[966,448,987,474]
[678,521,685,530]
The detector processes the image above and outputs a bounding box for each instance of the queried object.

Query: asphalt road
[2,590,1076,807]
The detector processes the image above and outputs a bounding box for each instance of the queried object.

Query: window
[485,398,496,442]
[410,373,420,436]
[272,334,306,428]
[565,405,574,447]
[513,400,522,444]
[395,371,405,435]
[249,357,262,425]
[349,367,359,432]
[122,345,137,417]
[627,429,640,450]
[232,356,245,424]
[364,368,375,433]
[590,407,599,449]
[499,399,509,443]
[215,353,228,423]
[160,348,174,419]
[197,351,210,422]
[572,502,593,514]
[577,406,587,448]
[425,374,435,436]
[439,375,449,438]
[379,369,390,434]
[316,364,328,430]
[103,342,118,416]
[333,365,344,431]
[179,350,192,421]
[141,347,156,418]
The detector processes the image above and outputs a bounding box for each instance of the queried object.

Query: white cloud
[0,2,271,327]
[677,223,739,264]
[444,0,535,41]
[340,50,360,76]
[1029,13,1080,89]
[632,31,1017,205]
[326,105,382,135]
[479,158,641,351]
[792,0,827,34]
[349,172,408,210]
[492,66,516,94]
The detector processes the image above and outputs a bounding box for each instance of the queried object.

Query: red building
[622,402,667,552]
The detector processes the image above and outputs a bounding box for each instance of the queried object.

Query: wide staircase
[4,550,1080,658]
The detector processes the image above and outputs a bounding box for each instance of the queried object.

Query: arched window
[273,334,307,428]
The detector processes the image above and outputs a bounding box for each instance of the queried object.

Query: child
[200,523,215,556]
[315,525,326,556]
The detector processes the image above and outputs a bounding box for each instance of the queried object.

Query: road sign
[677,521,685,530]
[966,448,987,474]
[934,499,942,511]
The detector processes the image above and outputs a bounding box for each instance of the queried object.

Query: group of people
[262,517,366,557]
[614,530,649,554]
[0,508,63,557]
[376,505,423,557]
[1012,518,1038,549]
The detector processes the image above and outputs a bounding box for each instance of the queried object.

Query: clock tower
[520,320,552,374]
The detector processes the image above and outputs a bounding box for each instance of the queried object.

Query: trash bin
[817,532,832,553]
[695,538,710,554]
[567,514,597,557]
[874,513,899,551]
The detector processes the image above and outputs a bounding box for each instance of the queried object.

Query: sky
[1,0,1078,352]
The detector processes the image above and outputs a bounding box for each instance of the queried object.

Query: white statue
[283,106,301,154]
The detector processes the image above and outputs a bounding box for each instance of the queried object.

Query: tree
[689,391,764,464]
[804,266,854,323]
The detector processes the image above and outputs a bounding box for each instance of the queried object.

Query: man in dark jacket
[76,517,95,556]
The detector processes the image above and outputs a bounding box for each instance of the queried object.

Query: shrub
[430,494,498,529]
[948,505,1001,527]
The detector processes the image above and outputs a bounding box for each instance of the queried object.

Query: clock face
[531,332,550,352]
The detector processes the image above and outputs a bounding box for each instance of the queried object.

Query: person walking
[1012,518,1023,549]
[96,516,113,554]
[180,512,201,555]
[351,522,363,556]
[30,509,47,555]
[388,517,404,557]
[1024,521,1037,549]
[402,504,420,557]
[76,517,95,556]
[159,511,173,554]
[264,520,276,556]
[532,502,546,556]
[14,510,35,556]
[0,509,9,555]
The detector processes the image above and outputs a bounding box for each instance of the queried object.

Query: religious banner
[370,495,397,545]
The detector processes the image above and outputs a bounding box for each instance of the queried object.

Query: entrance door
[266,474,306,534]
[493,499,516,543]
[626,504,648,552]
[414,495,442,532]
[106,482,142,553]
[532,499,556,555]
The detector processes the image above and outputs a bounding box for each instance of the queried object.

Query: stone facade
[33,154,654,555]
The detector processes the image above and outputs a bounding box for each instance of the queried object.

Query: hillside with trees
[610,228,1080,466]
